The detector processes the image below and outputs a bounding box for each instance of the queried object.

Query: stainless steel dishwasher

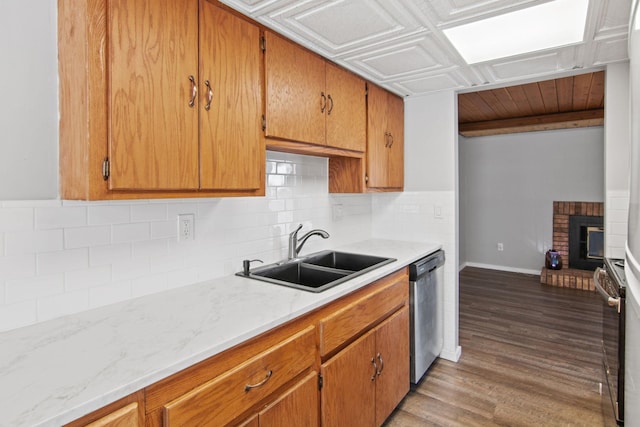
[409,249,445,385]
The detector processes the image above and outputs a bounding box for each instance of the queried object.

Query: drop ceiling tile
[487,52,565,81]
[594,0,633,38]
[344,34,456,80]
[259,0,422,56]
[393,72,465,95]
[219,0,295,15]
[592,37,631,64]
[417,0,542,25]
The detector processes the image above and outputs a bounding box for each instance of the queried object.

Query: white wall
[459,127,604,273]
[0,0,58,199]
[374,91,461,362]
[605,62,631,259]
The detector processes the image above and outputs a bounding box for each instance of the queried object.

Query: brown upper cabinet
[59,0,264,200]
[366,84,404,190]
[264,31,366,153]
[328,84,404,193]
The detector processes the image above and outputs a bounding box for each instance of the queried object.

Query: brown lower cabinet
[320,308,409,427]
[66,268,409,427]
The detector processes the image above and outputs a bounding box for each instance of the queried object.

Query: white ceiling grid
[220,0,632,96]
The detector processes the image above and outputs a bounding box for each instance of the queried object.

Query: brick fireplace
[540,201,604,291]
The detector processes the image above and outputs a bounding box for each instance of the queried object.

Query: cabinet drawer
[319,269,408,357]
[163,326,315,426]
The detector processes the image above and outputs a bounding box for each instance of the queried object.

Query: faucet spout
[288,224,330,260]
[296,229,330,255]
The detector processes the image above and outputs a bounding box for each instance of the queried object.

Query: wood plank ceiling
[458,71,605,137]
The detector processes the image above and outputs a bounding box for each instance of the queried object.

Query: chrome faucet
[288,224,330,260]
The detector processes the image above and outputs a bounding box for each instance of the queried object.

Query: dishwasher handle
[409,250,445,281]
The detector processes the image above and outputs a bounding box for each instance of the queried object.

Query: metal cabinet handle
[370,357,377,381]
[245,370,273,391]
[204,80,213,111]
[327,94,334,115]
[188,75,197,108]
[384,132,390,147]
[321,92,327,113]
[388,133,394,148]
[376,353,384,376]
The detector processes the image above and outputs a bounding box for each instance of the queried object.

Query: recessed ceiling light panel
[442,0,589,64]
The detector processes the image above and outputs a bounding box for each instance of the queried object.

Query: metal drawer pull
[327,94,334,115]
[376,353,384,376]
[321,92,327,113]
[388,133,394,148]
[371,357,377,381]
[188,75,197,108]
[204,80,213,111]
[245,370,273,391]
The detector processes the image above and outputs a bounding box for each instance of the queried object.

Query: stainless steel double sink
[239,250,396,293]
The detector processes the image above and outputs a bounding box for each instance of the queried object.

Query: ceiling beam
[459,108,604,137]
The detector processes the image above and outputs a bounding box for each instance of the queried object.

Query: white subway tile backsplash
[88,205,130,225]
[267,175,285,187]
[0,208,34,232]
[6,274,64,304]
[131,203,168,222]
[37,248,89,275]
[168,202,199,218]
[65,266,111,291]
[0,301,37,331]
[4,230,63,255]
[111,258,151,282]
[36,206,87,229]
[112,222,150,243]
[90,242,132,266]
[131,274,169,298]
[37,290,89,322]
[64,226,110,249]
[151,220,178,239]
[133,239,169,259]
[89,281,132,308]
[0,153,377,332]
[277,162,295,175]
[0,255,37,281]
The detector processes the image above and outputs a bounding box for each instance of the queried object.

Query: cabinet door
[374,307,410,426]
[386,92,404,189]
[366,84,389,189]
[264,31,326,145]
[199,1,264,191]
[259,371,319,426]
[325,63,366,152]
[109,0,199,190]
[321,329,376,427]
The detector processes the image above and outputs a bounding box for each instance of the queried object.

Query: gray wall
[459,127,604,272]
[0,0,58,199]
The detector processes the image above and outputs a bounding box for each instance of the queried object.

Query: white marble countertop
[0,239,441,427]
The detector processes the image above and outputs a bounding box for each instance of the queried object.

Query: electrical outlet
[497,242,504,251]
[178,214,195,242]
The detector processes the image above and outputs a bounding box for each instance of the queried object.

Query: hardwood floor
[384,267,612,427]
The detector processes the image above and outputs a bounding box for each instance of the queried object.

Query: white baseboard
[440,345,462,362]
[462,262,541,276]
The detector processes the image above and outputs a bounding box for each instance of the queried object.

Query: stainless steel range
[595,258,626,426]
